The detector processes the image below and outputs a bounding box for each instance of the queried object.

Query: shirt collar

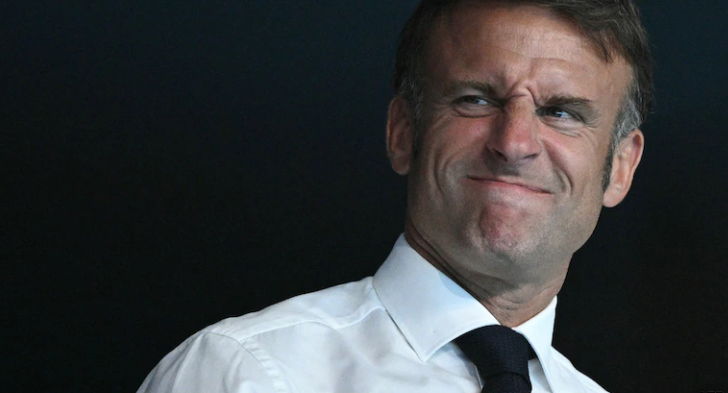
[373,234,561,389]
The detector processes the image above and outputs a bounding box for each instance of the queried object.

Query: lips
[466,176,551,194]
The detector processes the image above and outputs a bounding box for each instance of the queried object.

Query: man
[138,0,652,392]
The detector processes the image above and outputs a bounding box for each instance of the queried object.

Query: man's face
[387,3,642,281]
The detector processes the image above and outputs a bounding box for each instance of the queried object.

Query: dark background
[4,1,727,392]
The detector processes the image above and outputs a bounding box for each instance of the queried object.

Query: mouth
[466,176,551,194]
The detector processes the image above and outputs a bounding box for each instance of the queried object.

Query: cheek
[544,141,607,250]
[407,125,484,218]
[420,118,483,172]
[544,131,610,195]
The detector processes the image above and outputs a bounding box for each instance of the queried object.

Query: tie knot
[455,325,533,391]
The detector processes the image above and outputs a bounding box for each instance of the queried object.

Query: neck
[404,221,567,327]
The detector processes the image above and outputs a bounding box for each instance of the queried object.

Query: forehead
[425,2,632,107]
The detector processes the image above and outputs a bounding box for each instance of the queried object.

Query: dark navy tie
[456,325,533,393]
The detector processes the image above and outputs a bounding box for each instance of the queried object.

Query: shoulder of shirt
[195,277,382,343]
[549,347,610,393]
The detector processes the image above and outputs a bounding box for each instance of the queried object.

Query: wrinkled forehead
[436,0,620,62]
[436,3,595,60]
[424,2,633,93]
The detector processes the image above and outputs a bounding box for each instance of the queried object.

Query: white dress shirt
[138,235,608,393]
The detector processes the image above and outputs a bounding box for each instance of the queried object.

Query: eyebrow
[541,94,594,109]
[445,81,595,107]
[443,80,497,97]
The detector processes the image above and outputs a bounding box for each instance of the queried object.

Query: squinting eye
[539,107,576,120]
[456,96,490,106]
[451,95,499,117]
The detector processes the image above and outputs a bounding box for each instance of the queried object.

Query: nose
[485,104,542,163]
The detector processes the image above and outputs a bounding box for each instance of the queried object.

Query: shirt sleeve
[137,332,280,393]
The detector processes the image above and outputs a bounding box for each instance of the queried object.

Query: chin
[467,221,541,264]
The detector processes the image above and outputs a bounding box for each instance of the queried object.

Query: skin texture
[386,2,644,327]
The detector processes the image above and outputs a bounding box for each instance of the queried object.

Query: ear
[603,129,644,207]
[386,96,415,175]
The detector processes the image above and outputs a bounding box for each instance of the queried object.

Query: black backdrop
[4,1,728,392]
